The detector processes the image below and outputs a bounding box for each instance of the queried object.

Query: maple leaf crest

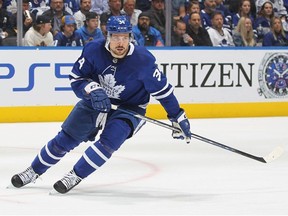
[99,74,125,99]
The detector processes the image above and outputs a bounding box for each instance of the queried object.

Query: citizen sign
[161,62,255,88]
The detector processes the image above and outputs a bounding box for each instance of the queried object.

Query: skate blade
[6,183,15,189]
[49,188,62,195]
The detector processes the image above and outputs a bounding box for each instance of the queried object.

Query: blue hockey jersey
[75,27,104,45]
[54,32,83,46]
[70,39,180,118]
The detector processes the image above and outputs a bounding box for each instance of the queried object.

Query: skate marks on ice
[0,117,288,215]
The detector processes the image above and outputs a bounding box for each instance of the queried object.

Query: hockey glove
[169,109,192,144]
[84,82,111,113]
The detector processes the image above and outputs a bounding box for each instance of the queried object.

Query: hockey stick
[111,105,284,163]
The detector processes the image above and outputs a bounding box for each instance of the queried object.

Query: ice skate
[53,169,82,194]
[11,166,39,188]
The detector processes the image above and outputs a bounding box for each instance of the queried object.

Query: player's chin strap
[104,35,111,52]
[110,105,284,164]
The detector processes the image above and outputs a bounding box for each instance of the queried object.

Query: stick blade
[263,145,284,163]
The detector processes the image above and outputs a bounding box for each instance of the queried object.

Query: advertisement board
[1,47,288,122]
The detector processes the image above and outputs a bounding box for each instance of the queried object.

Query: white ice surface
[0,117,288,215]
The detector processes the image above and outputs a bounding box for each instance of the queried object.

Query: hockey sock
[31,130,79,175]
[73,141,112,178]
[31,139,66,175]
[73,119,132,178]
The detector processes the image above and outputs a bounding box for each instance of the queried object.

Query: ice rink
[0,116,288,215]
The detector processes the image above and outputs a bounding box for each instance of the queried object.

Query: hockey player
[11,15,192,194]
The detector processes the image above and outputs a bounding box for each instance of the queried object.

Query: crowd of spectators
[0,0,288,46]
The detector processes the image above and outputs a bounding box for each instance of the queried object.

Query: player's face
[109,33,130,58]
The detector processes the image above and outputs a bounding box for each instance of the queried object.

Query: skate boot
[11,166,39,188]
[53,169,82,194]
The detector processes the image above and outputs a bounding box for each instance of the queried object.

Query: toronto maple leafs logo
[98,74,125,99]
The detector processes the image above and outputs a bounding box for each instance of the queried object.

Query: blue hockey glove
[84,82,111,113]
[169,109,192,144]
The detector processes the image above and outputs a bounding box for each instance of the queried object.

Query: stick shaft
[112,105,269,163]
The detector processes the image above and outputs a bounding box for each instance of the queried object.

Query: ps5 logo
[0,63,74,92]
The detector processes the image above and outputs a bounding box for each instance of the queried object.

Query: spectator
[54,15,83,46]
[232,0,255,30]
[146,0,165,40]
[182,1,201,25]
[121,0,142,26]
[216,0,232,18]
[256,0,287,17]
[1,0,12,10]
[29,0,51,18]
[135,0,151,11]
[229,0,257,18]
[5,0,17,15]
[208,11,235,46]
[263,16,288,45]
[30,0,48,9]
[24,15,54,46]
[188,0,201,14]
[233,16,257,46]
[186,12,213,46]
[132,11,164,46]
[63,0,80,14]
[254,0,274,43]
[171,19,194,46]
[42,0,72,36]
[172,0,186,18]
[48,0,80,14]
[74,0,92,29]
[100,0,126,37]
[90,0,109,15]
[200,0,231,33]
[75,11,104,44]
[173,4,186,21]
[0,0,15,44]
[216,0,232,27]
[200,0,217,29]
[11,0,36,37]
